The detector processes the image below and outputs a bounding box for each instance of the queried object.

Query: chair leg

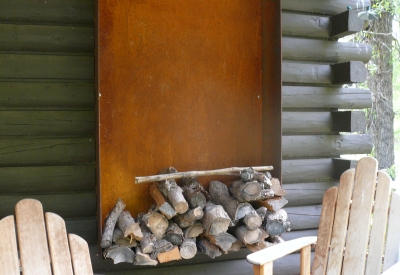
[300,245,311,275]
[253,262,273,275]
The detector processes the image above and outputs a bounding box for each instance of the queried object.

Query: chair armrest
[246,236,317,266]
[382,261,400,275]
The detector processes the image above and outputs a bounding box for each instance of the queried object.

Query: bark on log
[174,206,204,228]
[197,238,222,259]
[117,210,143,241]
[103,245,135,264]
[149,183,177,219]
[265,209,291,236]
[228,239,244,253]
[202,202,231,235]
[142,212,169,240]
[150,239,174,260]
[232,225,261,245]
[182,178,209,208]
[157,246,181,263]
[256,197,288,212]
[242,211,263,230]
[255,206,268,221]
[202,232,237,253]
[209,180,254,221]
[229,180,262,202]
[183,222,205,238]
[100,198,126,248]
[134,246,158,266]
[270,178,286,196]
[179,238,197,259]
[246,240,274,252]
[138,217,156,254]
[158,179,189,214]
[165,222,184,246]
[112,228,137,248]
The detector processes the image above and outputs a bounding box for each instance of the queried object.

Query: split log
[256,197,288,212]
[228,239,245,253]
[229,180,262,202]
[158,179,189,214]
[100,198,126,248]
[209,180,254,221]
[265,209,291,236]
[165,222,184,246]
[232,225,261,245]
[174,206,204,228]
[117,210,143,241]
[150,239,174,260]
[138,216,156,254]
[157,246,182,263]
[179,238,197,259]
[103,245,135,264]
[183,222,205,238]
[242,211,263,230]
[134,246,158,266]
[202,202,231,235]
[149,183,177,219]
[112,228,137,248]
[182,178,209,208]
[202,232,237,253]
[142,212,169,240]
[270,178,287,196]
[197,238,222,259]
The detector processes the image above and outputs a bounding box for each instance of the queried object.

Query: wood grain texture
[69,234,94,275]
[285,182,337,207]
[282,0,371,15]
[282,158,334,183]
[282,12,330,38]
[285,205,322,231]
[383,191,400,271]
[45,213,74,275]
[282,61,332,85]
[282,112,332,134]
[300,245,311,275]
[15,199,52,275]
[0,216,19,275]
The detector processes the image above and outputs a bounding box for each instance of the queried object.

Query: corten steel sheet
[97,0,272,225]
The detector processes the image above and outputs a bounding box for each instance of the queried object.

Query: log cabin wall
[0,0,373,274]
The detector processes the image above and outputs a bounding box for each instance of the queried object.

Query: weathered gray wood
[332,111,367,133]
[332,158,357,180]
[0,82,94,109]
[282,158,334,183]
[0,0,94,24]
[0,54,94,80]
[285,205,322,231]
[282,86,372,110]
[282,0,371,15]
[0,137,95,166]
[282,134,373,158]
[0,192,96,219]
[285,182,338,207]
[0,111,95,136]
[283,38,371,63]
[330,10,365,38]
[282,112,332,134]
[0,24,94,53]
[101,199,126,249]
[0,165,95,193]
[332,61,368,84]
[282,12,330,38]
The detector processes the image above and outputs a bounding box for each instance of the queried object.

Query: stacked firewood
[100,167,290,265]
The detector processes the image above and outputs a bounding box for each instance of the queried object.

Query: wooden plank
[282,158,334,183]
[0,216,20,275]
[0,82,94,109]
[285,182,337,207]
[383,191,400,271]
[0,137,95,166]
[282,38,371,63]
[282,12,330,38]
[0,0,94,25]
[282,86,372,110]
[282,0,371,15]
[282,112,332,134]
[0,24,94,53]
[15,199,52,275]
[0,54,94,80]
[332,111,367,133]
[300,245,311,275]
[0,193,96,219]
[282,134,373,158]
[330,10,365,38]
[0,111,95,136]
[45,213,74,275]
[326,169,355,275]
[284,205,322,231]
[65,218,98,245]
[69,234,94,275]
[342,157,378,275]
[365,171,391,275]
[333,61,368,84]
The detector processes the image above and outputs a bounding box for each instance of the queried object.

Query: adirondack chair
[247,156,400,275]
[0,198,93,275]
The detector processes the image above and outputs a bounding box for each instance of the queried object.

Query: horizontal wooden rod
[135,166,273,184]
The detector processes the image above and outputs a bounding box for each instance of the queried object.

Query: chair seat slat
[69,233,94,275]
[0,215,20,275]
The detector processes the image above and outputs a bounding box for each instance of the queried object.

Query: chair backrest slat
[365,171,392,275]
[16,199,52,275]
[0,215,20,275]
[383,191,400,272]
[69,234,94,275]
[45,212,74,275]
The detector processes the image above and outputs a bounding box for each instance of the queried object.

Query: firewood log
[179,238,197,259]
[158,179,189,214]
[269,235,285,244]
[270,178,286,196]
[229,180,262,202]
[134,246,158,266]
[182,178,209,208]
[202,232,237,253]
[197,238,222,259]
[256,196,288,211]
[246,240,274,252]
[150,239,174,260]
[228,239,245,253]
[142,211,169,240]
[255,206,268,221]
[117,210,143,241]
[138,215,156,254]
[112,228,137,248]
[209,180,254,221]
[149,183,177,219]
[202,202,231,235]
[103,245,135,264]
[232,225,261,245]
[157,246,182,263]
[183,222,205,238]
[165,222,184,245]
[264,209,291,236]
[242,211,263,230]
[100,198,126,248]
[173,206,204,228]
